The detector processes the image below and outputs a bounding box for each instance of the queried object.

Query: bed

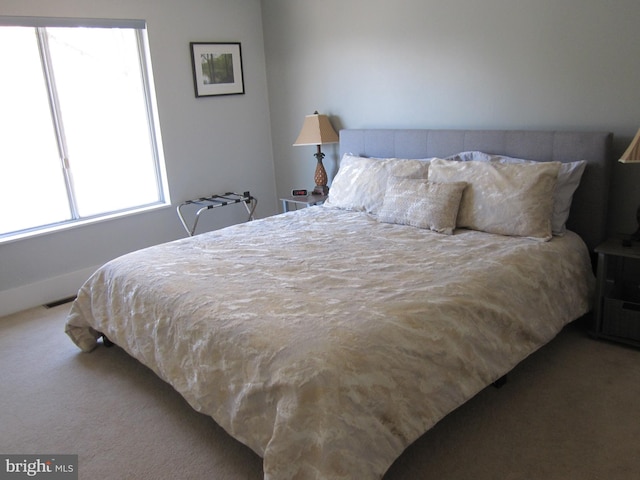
[66,128,613,479]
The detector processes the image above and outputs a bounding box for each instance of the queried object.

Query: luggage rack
[177,191,257,236]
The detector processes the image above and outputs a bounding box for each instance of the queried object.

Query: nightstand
[280,194,328,213]
[593,237,640,347]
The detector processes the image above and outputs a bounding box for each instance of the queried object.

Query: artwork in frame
[190,42,245,97]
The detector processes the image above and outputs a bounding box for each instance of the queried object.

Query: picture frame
[190,42,245,97]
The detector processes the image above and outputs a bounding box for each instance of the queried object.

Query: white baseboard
[0,266,99,318]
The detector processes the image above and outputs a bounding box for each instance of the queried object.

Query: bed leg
[493,375,507,388]
[101,335,114,348]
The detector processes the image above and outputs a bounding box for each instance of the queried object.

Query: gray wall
[0,0,277,315]
[3,0,640,316]
[262,0,640,237]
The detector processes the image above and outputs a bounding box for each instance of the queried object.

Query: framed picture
[190,42,245,97]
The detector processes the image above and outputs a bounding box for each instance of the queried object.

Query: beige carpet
[1,304,639,480]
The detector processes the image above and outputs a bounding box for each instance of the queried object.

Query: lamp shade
[619,128,640,163]
[293,112,339,146]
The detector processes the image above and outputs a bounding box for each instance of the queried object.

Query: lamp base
[312,185,329,195]
[622,205,640,247]
[313,149,329,196]
[623,228,640,247]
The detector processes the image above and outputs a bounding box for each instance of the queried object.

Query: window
[0,17,169,240]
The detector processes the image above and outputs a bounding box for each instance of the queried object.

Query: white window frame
[0,16,170,244]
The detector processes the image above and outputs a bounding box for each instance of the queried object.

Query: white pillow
[324,155,388,213]
[378,178,467,234]
[446,151,493,162]
[428,159,561,240]
[324,154,431,214]
[550,160,587,235]
[445,151,587,235]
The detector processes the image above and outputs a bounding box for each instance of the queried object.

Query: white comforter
[65,206,594,479]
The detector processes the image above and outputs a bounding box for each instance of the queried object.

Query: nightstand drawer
[603,297,640,342]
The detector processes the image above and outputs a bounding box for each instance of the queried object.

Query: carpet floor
[1,304,639,479]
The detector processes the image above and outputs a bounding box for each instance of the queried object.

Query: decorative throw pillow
[324,154,431,214]
[428,159,561,240]
[378,177,467,234]
[445,151,587,235]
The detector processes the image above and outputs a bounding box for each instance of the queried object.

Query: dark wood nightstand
[593,237,640,347]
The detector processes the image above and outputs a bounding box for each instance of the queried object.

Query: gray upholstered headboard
[339,129,613,251]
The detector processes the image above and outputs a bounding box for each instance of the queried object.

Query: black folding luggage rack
[177,191,257,236]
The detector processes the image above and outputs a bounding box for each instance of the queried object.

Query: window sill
[0,202,172,245]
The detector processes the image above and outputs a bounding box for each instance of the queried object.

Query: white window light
[0,17,169,242]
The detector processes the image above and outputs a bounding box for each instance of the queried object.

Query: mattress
[65,206,595,479]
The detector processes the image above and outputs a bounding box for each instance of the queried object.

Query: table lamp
[619,127,640,243]
[293,111,339,195]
